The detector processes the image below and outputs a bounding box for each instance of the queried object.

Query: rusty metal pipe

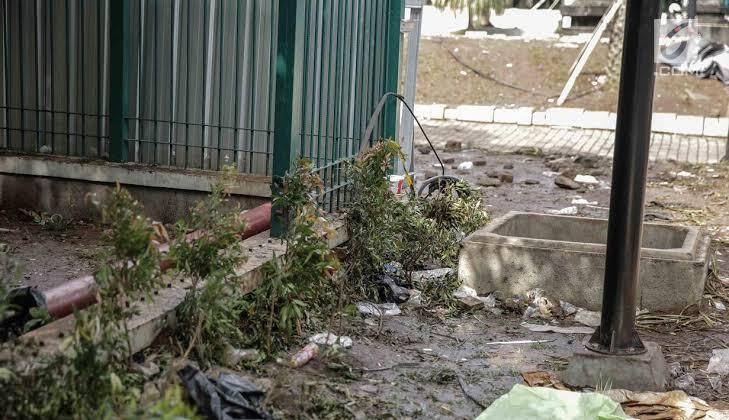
[27,202,272,319]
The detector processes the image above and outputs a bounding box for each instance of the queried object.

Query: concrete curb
[17,221,349,359]
[414,104,729,138]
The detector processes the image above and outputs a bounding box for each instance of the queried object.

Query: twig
[355,362,420,372]
[458,375,486,409]
[485,339,553,346]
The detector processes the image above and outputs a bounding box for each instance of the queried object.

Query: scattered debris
[575,308,601,327]
[498,172,514,183]
[571,198,598,205]
[707,349,729,376]
[523,178,540,185]
[290,343,320,368]
[444,140,462,152]
[676,171,695,178]
[417,145,432,155]
[522,323,594,335]
[477,177,502,188]
[674,374,697,394]
[442,157,455,164]
[403,289,423,307]
[357,302,402,317]
[574,174,599,184]
[473,159,487,167]
[602,389,729,419]
[178,365,274,420]
[411,268,453,285]
[554,175,580,190]
[484,339,553,346]
[309,332,353,348]
[521,371,568,390]
[131,361,160,378]
[560,300,577,316]
[224,346,260,366]
[715,301,726,311]
[374,274,411,303]
[548,206,578,215]
[458,161,474,172]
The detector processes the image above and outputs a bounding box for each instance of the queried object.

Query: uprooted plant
[0,186,202,418]
[345,139,488,302]
[171,173,247,366]
[239,159,341,355]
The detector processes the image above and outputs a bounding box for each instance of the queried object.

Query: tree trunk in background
[468,8,491,29]
[605,2,627,87]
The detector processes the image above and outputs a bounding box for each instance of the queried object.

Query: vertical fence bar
[383,0,403,140]
[109,0,130,162]
[271,0,305,237]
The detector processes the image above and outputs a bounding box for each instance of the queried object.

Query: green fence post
[109,0,130,162]
[383,0,404,140]
[271,0,306,237]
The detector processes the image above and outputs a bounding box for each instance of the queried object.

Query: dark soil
[0,209,104,290]
[417,36,729,116]
[246,149,729,419]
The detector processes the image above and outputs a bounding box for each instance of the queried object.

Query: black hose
[360,92,445,177]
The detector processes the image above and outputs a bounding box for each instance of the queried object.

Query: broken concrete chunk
[499,172,514,183]
[457,161,474,174]
[574,174,599,184]
[478,177,502,188]
[411,268,453,285]
[417,145,432,155]
[574,308,601,327]
[560,300,577,316]
[444,140,462,152]
[707,349,729,376]
[453,285,478,300]
[357,302,401,317]
[554,175,580,190]
[548,206,578,215]
[309,332,353,348]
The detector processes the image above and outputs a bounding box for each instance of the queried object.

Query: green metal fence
[1,0,403,215]
[273,0,403,218]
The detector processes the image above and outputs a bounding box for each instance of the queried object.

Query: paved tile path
[414,120,728,164]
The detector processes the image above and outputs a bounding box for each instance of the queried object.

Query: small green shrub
[239,159,341,355]
[345,140,488,300]
[171,176,247,366]
[0,185,164,419]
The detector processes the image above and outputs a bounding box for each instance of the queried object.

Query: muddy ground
[4,147,729,418]
[0,209,104,290]
[230,148,729,419]
[417,36,729,116]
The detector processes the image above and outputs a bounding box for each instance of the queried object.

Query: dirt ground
[243,148,729,419]
[416,36,729,116]
[4,146,729,418]
[0,209,104,290]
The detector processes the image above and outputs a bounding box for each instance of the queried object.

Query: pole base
[564,338,668,391]
[586,326,646,355]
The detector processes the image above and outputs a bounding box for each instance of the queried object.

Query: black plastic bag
[178,365,274,420]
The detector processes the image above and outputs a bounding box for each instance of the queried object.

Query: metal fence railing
[1,0,403,219]
[1,0,279,175]
[272,0,402,220]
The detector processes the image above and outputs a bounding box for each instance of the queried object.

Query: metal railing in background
[272,0,403,226]
[2,0,277,175]
[1,0,404,224]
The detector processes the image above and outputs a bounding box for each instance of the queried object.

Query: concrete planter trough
[459,211,710,312]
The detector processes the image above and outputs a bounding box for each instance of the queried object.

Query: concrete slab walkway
[414,120,728,164]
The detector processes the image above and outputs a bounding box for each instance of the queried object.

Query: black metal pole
[586,0,660,355]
